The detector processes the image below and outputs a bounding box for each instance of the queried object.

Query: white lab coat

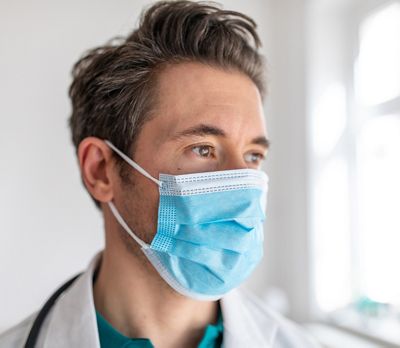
[0,253,320,348]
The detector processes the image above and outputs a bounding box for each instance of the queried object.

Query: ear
[78,137,116,204]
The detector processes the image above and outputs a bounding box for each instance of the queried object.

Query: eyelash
[245,152,265,164]
[191,145,215,159]
[190,145,265,164]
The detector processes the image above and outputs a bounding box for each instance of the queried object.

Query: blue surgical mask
[105,140,269,300]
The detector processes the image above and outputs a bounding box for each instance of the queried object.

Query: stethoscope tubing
[24,273,82,348]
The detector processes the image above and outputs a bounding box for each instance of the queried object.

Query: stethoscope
[24,273,82,348]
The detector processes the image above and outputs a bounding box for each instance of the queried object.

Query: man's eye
[191,145,215,158]
[244,152,265,164]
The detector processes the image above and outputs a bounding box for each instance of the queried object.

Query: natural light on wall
[311,83,347,158]
[355,1,400,309]
[313,158,352,312]
[358,115,400,304]
[312,0,400,343]
[355,2,400,105]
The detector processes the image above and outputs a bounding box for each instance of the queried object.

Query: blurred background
[1,0,399,346]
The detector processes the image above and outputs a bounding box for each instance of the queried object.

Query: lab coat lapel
[42,254,101,348]
[220,288,277,348]
[41,253,278,348]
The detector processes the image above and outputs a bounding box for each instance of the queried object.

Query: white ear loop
[108,201,149,250]
[105,140,162,187]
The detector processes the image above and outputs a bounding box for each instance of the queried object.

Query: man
[0,1,319,347]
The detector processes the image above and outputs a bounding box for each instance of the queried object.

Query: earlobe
[78,137,114,203]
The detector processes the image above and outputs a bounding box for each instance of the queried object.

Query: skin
[78,62,269,348]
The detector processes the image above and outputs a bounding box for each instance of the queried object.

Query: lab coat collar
[221,289,277,347]
[42,252,277,348]
[42,253,101,348]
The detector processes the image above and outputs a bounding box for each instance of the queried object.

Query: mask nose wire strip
[108,201,149,249]
[104,140,162,187]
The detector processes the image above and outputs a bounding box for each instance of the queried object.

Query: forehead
[149,62,266,141]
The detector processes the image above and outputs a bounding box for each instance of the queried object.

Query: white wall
[0,0,313,331]
[248,0,313,323]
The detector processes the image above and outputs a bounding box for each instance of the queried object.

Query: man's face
[114,62,269,246]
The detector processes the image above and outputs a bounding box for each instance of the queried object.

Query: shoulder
[237,289,321,348]
[0,313,36,348]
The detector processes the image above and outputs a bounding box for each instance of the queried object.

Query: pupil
[200,147,209,156]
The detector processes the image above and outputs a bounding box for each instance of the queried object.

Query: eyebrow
[170,123,270,149]
[251,136,270,149]
[171,124,226,139]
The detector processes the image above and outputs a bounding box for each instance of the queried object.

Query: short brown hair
[69,0,266,206]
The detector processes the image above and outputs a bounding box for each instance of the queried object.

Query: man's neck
[93,243,219,348]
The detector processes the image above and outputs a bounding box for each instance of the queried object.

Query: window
[310,1,400,345]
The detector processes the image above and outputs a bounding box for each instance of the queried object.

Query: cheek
[148,141,217,175]
[121,173,161,243]
[168,148,219,174]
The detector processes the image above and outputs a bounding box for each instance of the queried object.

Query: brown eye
[192,145,215,158]
[244,152,265,164]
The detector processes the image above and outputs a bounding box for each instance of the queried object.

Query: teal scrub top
[96,308,223,348]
